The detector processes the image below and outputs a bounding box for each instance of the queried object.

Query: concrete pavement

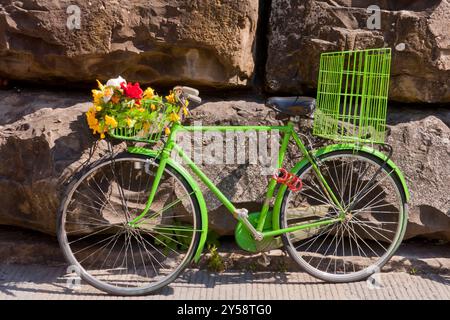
[0,264,449,300]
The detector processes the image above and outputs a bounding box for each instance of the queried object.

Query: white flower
[106,76,126,88]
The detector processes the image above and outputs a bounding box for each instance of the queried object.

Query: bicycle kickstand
[257,252,271,267]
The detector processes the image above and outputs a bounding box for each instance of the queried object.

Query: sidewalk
[1,227,449,299]
[0,264,449,300]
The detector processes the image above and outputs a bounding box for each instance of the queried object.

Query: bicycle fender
[128,147,208,263]
[272,143,410,231]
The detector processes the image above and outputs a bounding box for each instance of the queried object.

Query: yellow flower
[169,112,180,122]
[151,104,156,111]
[165,127,171,135]
[126,118,136,128]
[96,105,102,111]
[86,109,103,136]
[166,92,176,104]
[143,122,150,133]
[143,87,155,99]
[105,115,118,128]
[91,123,100,135]
[103,87,113,102]
[92,89,103,105]
[96,79,104,91]
[86,110,98,129]
[100,133,105,139]
[182,107,188,116]
[93,123,104,135]
[138,107,145,112]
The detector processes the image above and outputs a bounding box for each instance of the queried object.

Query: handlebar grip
[186,94,202,104]
[181,86,200,97]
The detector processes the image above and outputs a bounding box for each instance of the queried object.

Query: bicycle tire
[280,149,408,282]
[57,153,202,295]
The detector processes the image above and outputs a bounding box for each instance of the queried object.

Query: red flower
[121,82,143,100]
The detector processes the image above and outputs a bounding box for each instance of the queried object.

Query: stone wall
[0,1,449,240]
[0,0,258,87]
[265,0,450,103]
[1,1,449,102]
[0,91,449,240]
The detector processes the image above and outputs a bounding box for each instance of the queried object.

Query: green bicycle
[57,48,409,295]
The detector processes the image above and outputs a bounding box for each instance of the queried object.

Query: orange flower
[111,95,120,104]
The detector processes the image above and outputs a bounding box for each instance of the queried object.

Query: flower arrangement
[86,76,188,139]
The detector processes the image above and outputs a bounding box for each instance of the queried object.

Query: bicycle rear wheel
[57,153,201,295]
[280,150,407,282]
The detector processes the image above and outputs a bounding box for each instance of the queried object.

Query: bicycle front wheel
[57,154,202,295]
[280,150,408,282]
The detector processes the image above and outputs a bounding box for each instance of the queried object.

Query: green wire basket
[108,102,179,143]
[313,48,391,144]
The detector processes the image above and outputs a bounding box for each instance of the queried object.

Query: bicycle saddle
[266,96,316,117]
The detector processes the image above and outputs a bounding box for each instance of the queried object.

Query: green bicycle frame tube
[127,121,410,261]
[255,123,291,232]
[262,217,342,238]
[130,122,345,237]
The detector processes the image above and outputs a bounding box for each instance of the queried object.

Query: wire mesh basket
[108,102,177,143]
[313,48,391,144]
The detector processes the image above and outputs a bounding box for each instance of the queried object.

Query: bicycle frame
[128,121,346,240]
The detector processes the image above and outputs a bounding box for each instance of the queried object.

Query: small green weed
[207,244,225,273]
[409,267,418,275]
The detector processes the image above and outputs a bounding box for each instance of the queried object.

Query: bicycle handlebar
[185,93,201,104]
[180,86,199,97]
[174,86,202,105]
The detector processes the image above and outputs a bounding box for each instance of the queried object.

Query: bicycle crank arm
[234,208,263,241]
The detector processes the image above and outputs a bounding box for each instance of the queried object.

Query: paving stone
[0,264,448,300]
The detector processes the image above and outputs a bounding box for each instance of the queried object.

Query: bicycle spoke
[60,157,199,293]
[68,225,115,244]
[283,152,405,280]
[349,218,393,243]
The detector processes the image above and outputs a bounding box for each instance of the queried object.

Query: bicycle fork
[128,149,170,227]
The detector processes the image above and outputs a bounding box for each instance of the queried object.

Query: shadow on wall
[346,0,442,11]
[386,104,450,127]
[0,89,89,126]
